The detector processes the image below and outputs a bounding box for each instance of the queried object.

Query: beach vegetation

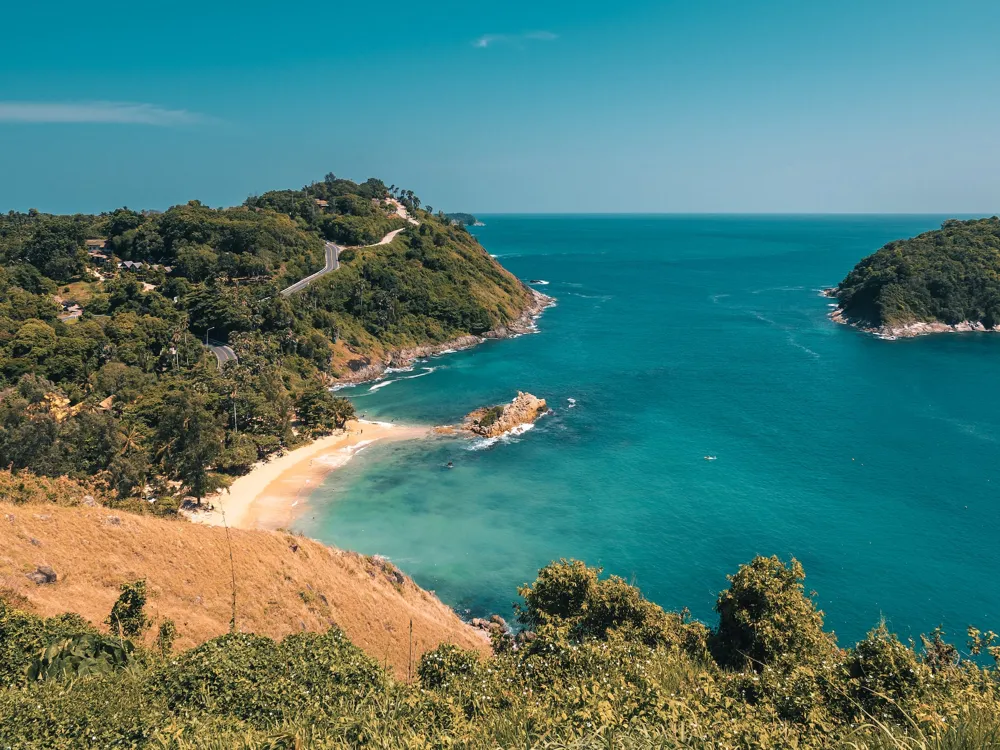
[476,404,506,428]
[295,382,356,434]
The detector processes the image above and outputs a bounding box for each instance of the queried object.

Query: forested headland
[444,212,482,226]
[0,174,534,509]
[832,217,1000,335]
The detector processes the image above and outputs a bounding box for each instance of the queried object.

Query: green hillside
[834,217,1000,330]
[0,174,533,508]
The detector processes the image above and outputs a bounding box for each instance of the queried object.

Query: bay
[299,215,999,644]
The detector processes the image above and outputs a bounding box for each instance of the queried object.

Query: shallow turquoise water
[299,215,999,645]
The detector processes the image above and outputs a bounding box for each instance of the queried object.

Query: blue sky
[2,0,999,214]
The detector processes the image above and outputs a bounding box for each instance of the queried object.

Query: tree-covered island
[830,216,1000,337]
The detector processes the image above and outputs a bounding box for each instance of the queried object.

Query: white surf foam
[466,422,535,451]
[402,367,437,380]
[311,439,377,470]
[367,367,438,392]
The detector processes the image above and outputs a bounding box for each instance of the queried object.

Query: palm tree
[331,397,355,430]
[117,421,145,457]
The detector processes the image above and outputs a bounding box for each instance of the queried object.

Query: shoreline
[333,289,555,386]
[188,420,428,530]
[190,289,554,533]
[822,288,1000,339]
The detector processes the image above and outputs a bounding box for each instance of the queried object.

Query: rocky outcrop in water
[464,392,548,438]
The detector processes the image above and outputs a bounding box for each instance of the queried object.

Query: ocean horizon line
[469,211,995,218]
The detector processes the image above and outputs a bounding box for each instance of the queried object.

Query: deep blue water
[298,215,999,646]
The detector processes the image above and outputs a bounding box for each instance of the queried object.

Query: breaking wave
[466,422,535,451]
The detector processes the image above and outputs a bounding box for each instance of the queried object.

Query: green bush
[840,621,932,722]
[3,557,999,747]
[711,555,836,671]
[28,633,134,682]
[105,579,151,639]
[418,643,480,689]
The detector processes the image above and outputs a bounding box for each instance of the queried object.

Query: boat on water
[704,455,717,461]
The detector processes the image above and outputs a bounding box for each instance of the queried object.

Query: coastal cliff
[828,217,1000,338]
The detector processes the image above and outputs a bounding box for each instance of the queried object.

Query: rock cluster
[465,392,548,438]
[26,565,57,585]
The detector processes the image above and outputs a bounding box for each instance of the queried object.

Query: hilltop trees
[711,555,835,670]
[0,173,533,508]
[516,558,709,650]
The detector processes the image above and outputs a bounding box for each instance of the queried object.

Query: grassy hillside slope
[0,501,488,677]
[2,552,999,748]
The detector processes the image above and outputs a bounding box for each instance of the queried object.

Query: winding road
[279,241,340,297]
[205,203,418,367]
[206,339,238,369]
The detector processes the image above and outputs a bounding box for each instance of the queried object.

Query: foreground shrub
[840,621,932,722]
[516,559,709,654]
[156,628,385,726]
[711,555,837,671]
[0,602,98,688]
[418,643,480,689]
[2,556,999,748]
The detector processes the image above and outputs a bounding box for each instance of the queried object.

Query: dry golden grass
[58,279,102,305]
[0,501,489,678]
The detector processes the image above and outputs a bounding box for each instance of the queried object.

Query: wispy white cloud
[0,101,205,126]
[473,31,558,49]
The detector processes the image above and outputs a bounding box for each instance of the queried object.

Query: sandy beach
[189,420,428,530]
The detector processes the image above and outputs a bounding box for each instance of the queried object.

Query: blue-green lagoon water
[299,215,999,645]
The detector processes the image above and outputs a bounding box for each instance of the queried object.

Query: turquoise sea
[299,215,999,645]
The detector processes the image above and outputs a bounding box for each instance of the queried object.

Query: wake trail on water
[367,367,439,392]
[746,310,821,359]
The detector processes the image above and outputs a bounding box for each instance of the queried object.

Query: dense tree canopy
[0,173,531,508]
[836,217,1000,328]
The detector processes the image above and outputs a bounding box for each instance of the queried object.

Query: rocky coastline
[334,289,555,385]
[823,288,1000,339]
[464,392,549,438]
